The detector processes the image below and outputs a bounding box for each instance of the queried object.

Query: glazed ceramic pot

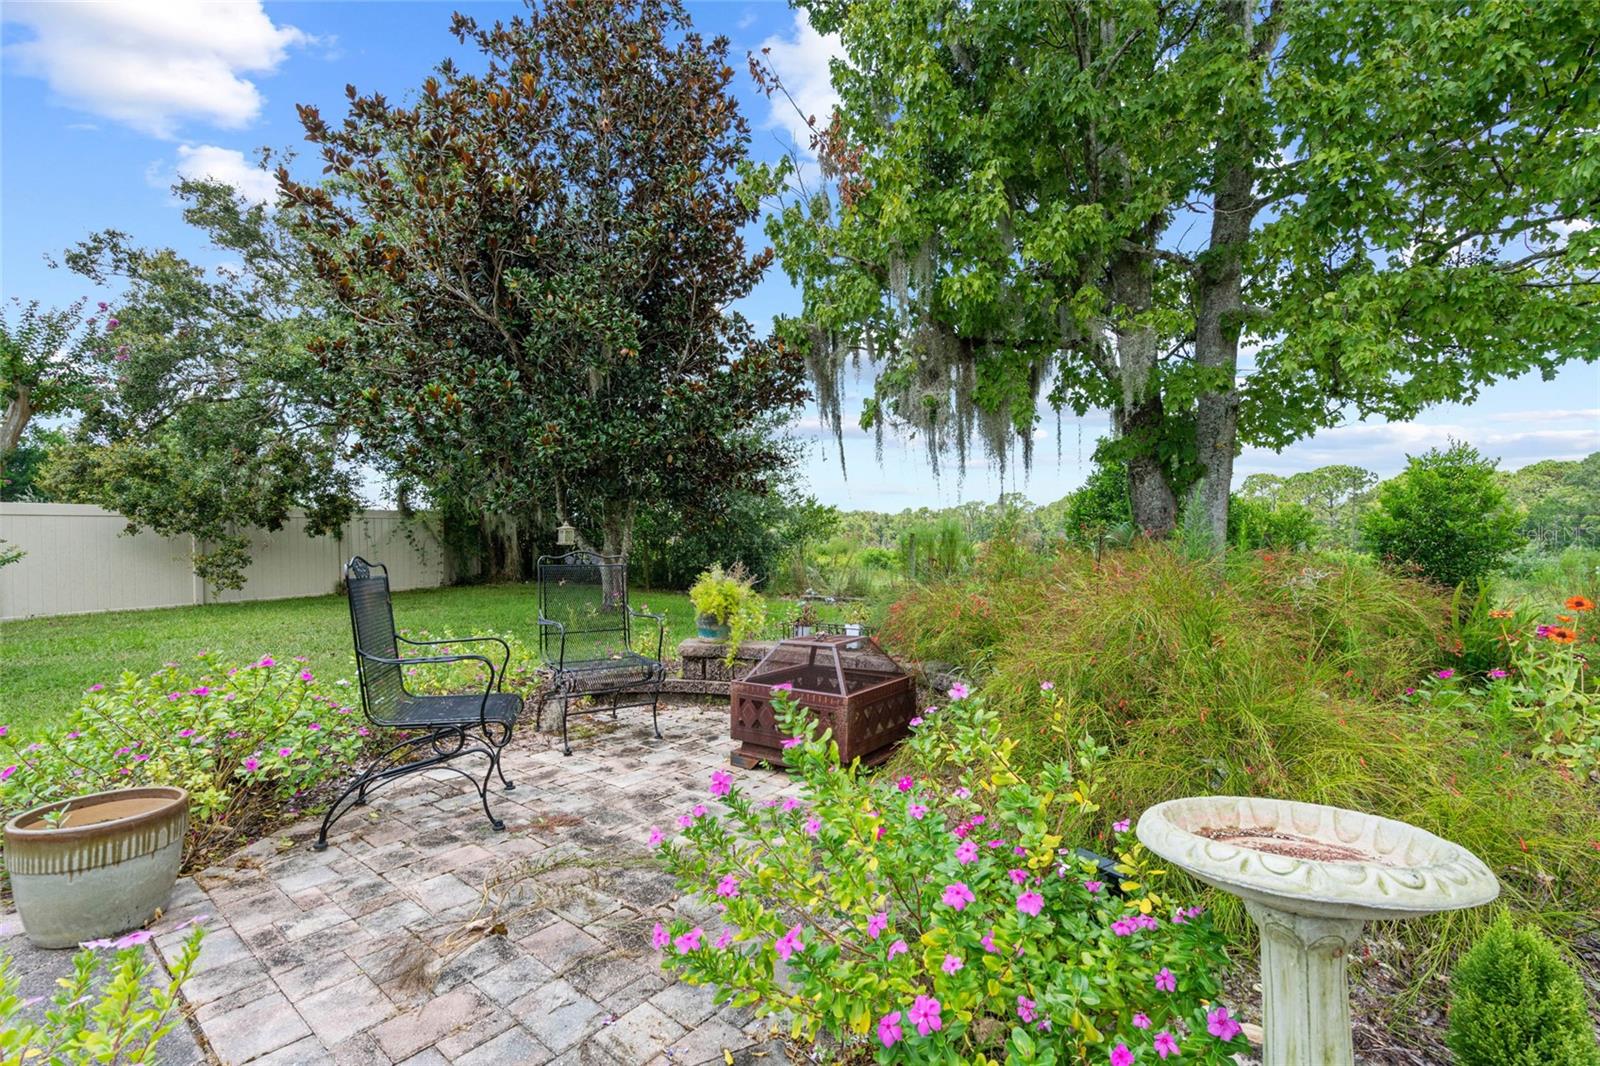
[4,786,188,948]
[696,613,732,640]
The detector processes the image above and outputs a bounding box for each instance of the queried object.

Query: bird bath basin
[1137,796,1499,1066]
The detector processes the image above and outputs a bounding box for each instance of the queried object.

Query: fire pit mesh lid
[743,635,908,697]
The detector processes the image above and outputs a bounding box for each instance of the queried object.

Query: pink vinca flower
[714,929,734,950]
[716,875,739,898]
[648,826,664,848]
[908,995,943,1036]
[948,682,969,700]
[1154,1031,1180,1059]
[955,840,979,864]
[907,802,928,820]
[1155,967,1177,992]
[896,775,913,792]
[877,1011,903,1049]
[1133,1012,1151,1029]
[773,924,804,961]
[1008,868,1028,885]
[941,953,963,974]
[941,882,975,910]
[709,770,733,797]
[1207,1007,1242,1041]
[1111,1044,1135,1066]
[887,939,908,959]
[651,923,670,950]
[1016,995,1036,1023]
[780,736,803,749]
[1016,891,1044,917]
[672,928,703,953]
[866,912,888,940]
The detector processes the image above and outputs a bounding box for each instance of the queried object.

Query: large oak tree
[762,0,1599,543]
[280,0,806,574]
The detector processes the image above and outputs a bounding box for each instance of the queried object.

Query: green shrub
[652,688,1249,1063]
[1447,916,1599,1066]
[0,925,205,1065]
[1064,449,1133,545]
[1363,441,1525,588]
[1226,496,1318,550]
[883,543,1599,969]
[0,653,373,860]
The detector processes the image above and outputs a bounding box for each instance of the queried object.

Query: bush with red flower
[1416,593,1596,774]
[650,687,1248,1064]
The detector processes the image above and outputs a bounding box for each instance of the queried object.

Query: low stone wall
[665,638,777,695]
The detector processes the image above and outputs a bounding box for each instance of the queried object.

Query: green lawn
[0,583,711,739]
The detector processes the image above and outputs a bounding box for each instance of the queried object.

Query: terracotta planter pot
[4,786,188,948]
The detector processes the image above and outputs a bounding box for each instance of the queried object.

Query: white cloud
[4,0,308,138]
[171,144,278,204]
[1239,420,1600,479]
[758,10,844,157]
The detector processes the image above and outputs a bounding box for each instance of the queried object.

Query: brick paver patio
[143,701,797,1065]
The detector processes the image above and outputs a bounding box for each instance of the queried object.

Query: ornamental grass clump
[883,542,1600,967]
[651,687,1249,1064]
[1446,915,1600,1066]
[0,653,369,861]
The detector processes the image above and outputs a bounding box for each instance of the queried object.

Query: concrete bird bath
[1137,796,1499,1066]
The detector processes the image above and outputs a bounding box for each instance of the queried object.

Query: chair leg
[479,752,506,832]
[561,692,573,757]
[494,744,514,791]
[650,692,663,741]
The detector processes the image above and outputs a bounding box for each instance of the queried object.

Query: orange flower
[1558,614,1574,623]
[1548,626,1578,645]
[1488,609,1515,619]
[1565,595,1595,612]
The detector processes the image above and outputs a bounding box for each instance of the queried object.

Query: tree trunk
[1110,247,1179,536]
[1189,0,1271,550]
[481,513,521,582]
[1,386,32,455]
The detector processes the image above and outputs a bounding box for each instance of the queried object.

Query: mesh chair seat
[387,691,523,728]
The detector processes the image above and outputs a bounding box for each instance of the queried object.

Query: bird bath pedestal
[1137,796,1499,1066]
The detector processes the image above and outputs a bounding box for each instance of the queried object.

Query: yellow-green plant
[689,564,766,664]
[0,925,205,1065]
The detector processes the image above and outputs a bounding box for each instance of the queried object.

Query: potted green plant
[791,599,820,637]
[4,786,188,948]
[689,563,766,659]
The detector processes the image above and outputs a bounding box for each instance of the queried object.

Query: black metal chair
[314,556,519,850]
[535,550,666,755]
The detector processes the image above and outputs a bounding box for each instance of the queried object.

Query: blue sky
[3,1,1596,513]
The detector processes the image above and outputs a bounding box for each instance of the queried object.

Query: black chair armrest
[535,618,568,672]
[626,606,667,663]
[399,634,511,690]
[357,650,498,727]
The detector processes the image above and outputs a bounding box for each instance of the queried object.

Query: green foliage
[689,564,767,662]
[651,689,1248,1064]
[43,179,358,591]
[1363,442,1526,588]
[757,0,1600,541]
[1,427,68,502]
[280,0,805,564]
[0,298,93,456]
[632,490,833,593]
[1226,496,1318,550]
[882,543,1599,969]
[0,926,205,1065]
[900,518,974,581]
[1239,465,1377,548]
[1063,450,1132,545]
[0,653,372,860]
[1501,453,1600,551]
[1446,916,1599,1066]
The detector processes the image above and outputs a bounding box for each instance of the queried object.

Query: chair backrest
[537,551,633,665]
[345,556,404,723]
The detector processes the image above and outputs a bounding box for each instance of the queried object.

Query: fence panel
[0,504,453,621]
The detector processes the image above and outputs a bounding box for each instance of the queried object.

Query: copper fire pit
[729,635,916,769]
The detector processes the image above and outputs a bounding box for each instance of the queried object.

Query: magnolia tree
[280,0,806,572]
[759,0,1599,544]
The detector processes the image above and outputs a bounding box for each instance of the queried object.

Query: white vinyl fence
[0,503,456,621]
